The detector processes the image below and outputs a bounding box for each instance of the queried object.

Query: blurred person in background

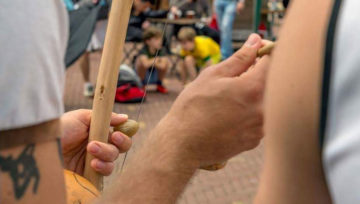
[173,0,211,19]
[135,27,170,93]
[214,0,245,59]
[126,0,168,42]
[177,27,221,84]
[171,0,220,43]
[63,0,110,97]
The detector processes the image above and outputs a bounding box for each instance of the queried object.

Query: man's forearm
[97,118,198,203]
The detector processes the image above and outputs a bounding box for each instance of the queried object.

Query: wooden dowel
[84,0,134,191]
[257,41,276,57]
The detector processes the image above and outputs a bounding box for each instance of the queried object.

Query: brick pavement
[64,52,264,204]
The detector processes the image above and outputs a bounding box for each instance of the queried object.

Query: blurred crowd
[64,0,286,103]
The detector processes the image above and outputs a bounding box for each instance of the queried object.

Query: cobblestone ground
[64,52,264,204]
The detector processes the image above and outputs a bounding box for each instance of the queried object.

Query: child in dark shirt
[135,27,170,93]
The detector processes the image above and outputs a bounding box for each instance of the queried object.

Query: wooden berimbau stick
[82,0,134,191]
[65,0,137,199]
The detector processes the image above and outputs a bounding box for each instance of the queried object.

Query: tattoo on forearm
[0,144,40,199]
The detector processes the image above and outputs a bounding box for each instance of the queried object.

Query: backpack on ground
[115,64,145,103]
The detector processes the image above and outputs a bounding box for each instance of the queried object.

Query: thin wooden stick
[257,41,276,57]
[84,0,134,191]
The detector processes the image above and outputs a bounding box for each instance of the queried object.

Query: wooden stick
[84,0,134,191]
[257,41,276,57]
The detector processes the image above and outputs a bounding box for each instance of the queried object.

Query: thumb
[217,34,262,77]
[110,113,128,126]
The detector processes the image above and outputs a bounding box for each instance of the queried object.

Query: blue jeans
[215,0,236,59]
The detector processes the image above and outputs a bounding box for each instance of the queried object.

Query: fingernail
[89,143,100,154]
[245,34,260,48]
[117,114,128,119]
[113,133,124,145]
[95,160,105,169]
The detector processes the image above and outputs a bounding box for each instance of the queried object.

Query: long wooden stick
[84,0,134,191]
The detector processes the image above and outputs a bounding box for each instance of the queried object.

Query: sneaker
[156,85,168,94]
[84,83,94,97]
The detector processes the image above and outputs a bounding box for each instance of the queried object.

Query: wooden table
[147,18,201,25]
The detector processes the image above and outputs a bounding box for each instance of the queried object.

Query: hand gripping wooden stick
[257,41,276,57]
[201,41,275,171]
[83,0,134,191]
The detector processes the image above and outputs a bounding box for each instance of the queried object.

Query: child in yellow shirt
[178,27,221,84]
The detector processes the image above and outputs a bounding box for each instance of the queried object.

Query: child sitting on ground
[135,26,170,93]
[177,27,221,84]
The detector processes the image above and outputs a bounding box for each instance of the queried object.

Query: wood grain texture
[83,0,134,191]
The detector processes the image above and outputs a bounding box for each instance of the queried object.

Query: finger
[234,56,271,103]
[90,159,114,176]
[216,33,263,77]
[261,39,273,47]
[244,55,271,83]
[110,131,132,153]
[87,141,120,162]
[110,113,128,126]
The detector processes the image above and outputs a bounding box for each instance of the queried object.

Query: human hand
[170,6,179,14]
[142,21,151,29]
[60,109,132,176]
[157,34,270,168]
[237,2,245,13]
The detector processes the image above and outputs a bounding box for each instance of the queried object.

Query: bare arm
[96,124,198,204]
[97,34,268,203]
[0,120,66,204]
[255,1,333,203]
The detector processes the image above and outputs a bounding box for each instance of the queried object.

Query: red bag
[209,14,219,31]
[115,84,145,103]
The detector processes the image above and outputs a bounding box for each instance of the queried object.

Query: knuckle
[235,50,253,63]
[104,164,114,176]
[199,67,213,77]
[110,146,120,160]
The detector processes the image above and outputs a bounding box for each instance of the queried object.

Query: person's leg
[215,0,225,34]
[177,60,188,85]
[78,52,95,97]
[135,56,149,85]
[184,56,197,82]
[156,58,169,93]
[220,1,237,59]
[157,58,169,82]
[215,0,225,58]
[79,52,90,82]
